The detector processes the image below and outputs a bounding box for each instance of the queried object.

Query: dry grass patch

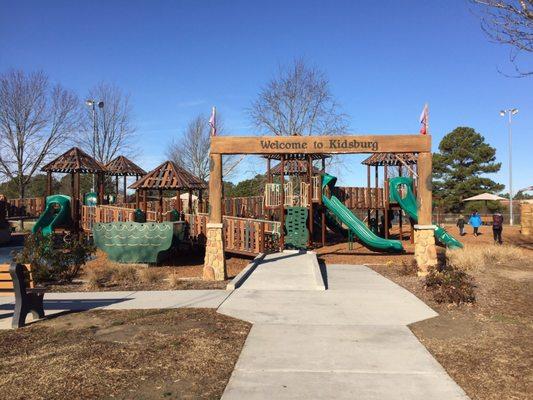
[139,268,163,284]
[0,309,251,400]
[447,244,531,271]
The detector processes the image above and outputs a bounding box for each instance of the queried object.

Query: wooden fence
[5,197,45,219]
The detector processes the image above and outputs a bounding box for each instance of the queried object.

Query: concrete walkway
[0,290,230,329]
[220,261,469,400]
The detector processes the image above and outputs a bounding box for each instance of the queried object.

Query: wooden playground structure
[12,133,442,280]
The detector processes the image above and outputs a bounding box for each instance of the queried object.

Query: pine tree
[433,127,504,212]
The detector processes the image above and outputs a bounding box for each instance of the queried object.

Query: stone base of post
[413,224,438,277]
[203,223,227,281]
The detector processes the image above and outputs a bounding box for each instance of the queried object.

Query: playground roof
[42,147,106,174]
[270,159,322,176]
[463,193,507,201]
[129,161,207,191]
[361,153,417,166]
[105,155,146,176]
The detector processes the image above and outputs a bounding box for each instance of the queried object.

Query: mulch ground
[341,226,532,400]
[0,309,251,400]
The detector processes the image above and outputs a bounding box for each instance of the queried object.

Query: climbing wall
[284,207,309,250]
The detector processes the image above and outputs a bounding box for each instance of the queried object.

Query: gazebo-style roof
[105,155,146,176]
[129,161,207,191]
[362,153,418,167]
[270,159,321,176]
[42,147,106,173]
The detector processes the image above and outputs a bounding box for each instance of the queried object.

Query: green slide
[32,195,72,236]
[389,177,463,249]
[322,174,403,252]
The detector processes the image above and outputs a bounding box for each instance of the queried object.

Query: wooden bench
[0,263,46,328]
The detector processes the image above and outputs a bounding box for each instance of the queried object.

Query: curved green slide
[322,173,403,252]
[389,177,463,249]
[32,195,72,236]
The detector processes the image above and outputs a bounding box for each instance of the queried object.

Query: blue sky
[0,0,531,190]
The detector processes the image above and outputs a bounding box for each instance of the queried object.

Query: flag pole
[426,103,429,135]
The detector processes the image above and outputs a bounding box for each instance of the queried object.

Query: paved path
[220,262,469,400]
[0,290,230,329]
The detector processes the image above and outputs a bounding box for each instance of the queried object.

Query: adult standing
[492,212,504,244]
[469,210,482,237]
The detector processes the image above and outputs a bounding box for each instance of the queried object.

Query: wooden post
[280,155,285,250]
[366,165,371,224]
[384,165,389,238]
[414,151,437,276]
[98,173,105,205]
[142,190,147,214]
[123,176,127,202]
[203,152,226,281]
[177,189,182,212]
[321,157,326,247]
[135,190,140,209]
[158,189,163,222]
[46,172,52,198]
[398,165,403,240]
[188,189,193,214]
[308,155,313,247]
[198,190,203,213]
[374,165,379,229]
[115,176,119,197]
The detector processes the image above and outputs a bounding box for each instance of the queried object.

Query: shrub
[139,268,163,284]
[15,233,95,284]
[168,273,182,289]
[425,266,476,304]
[86,266,115,289]
[399,259,418,276]
[112,265,139,284]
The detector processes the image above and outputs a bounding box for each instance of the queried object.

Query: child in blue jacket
[468,210,482,236]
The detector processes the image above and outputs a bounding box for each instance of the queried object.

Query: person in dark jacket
[456,215,466,236]
[492,212,504,244]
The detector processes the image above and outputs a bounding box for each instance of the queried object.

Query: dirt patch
[368,243,533,400]
[45,250,251,292]
[0,309,251,400]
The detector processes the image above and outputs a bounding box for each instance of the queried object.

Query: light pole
[86,100,104,191]
[499,108,518,226]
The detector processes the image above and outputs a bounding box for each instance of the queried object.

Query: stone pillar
[414,224,438,276]
[203,153,226,281]
[203,223,226,280]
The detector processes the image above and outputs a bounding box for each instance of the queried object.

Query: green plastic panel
[285,207,309,250]
[93,222,177,263]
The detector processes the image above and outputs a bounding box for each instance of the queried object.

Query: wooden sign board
[210,135,431,155]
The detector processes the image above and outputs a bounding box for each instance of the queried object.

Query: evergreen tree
[433,127,504,212]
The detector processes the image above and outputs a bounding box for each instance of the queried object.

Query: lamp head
[499,110,506,117]
[98,101,104,108]
[86,99,94,107]
[511,108,518,115]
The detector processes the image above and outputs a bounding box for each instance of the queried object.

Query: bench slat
[0,282,15,289]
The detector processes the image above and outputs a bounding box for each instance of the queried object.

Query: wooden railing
[224,216,280,255]
[6,197,45,218]
[334,187,386,210]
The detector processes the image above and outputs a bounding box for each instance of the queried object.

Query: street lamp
[499,108,518,226]
[86,100,104,191]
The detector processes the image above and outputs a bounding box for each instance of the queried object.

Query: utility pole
[86,100,104,192]
[499,108,518,226]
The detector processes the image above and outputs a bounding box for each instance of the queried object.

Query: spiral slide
[32,195,72,236]
[389,177,463,249]
[322,173,404,252]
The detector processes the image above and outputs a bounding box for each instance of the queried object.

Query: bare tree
[79,82,136,164]
[166,115,211,180]
[471,0,533,76]
[0,69,79,200]
[249,58,348,136]
[166,113,239,181]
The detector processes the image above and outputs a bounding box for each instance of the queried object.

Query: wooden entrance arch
[202,135,436,281]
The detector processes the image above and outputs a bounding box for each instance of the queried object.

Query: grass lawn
[0,309,250,400]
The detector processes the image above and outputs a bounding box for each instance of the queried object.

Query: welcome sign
[210,135,431,155]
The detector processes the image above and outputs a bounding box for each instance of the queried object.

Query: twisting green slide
[32,195,72,236]
[322,173,403,252]
[389,177,463,249]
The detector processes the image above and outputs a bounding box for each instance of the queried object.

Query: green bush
[15,233,95,284]
[425,265,476,304]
